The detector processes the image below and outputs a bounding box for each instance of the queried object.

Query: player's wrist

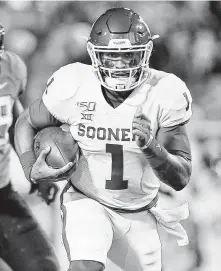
[140,134,154,150]
[141,138,169,168]
[19,150,37,183]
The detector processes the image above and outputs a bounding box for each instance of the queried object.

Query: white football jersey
[43,63,192,210]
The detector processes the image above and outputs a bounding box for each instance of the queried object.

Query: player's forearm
[14,109,38,181]
[142,138,191,191]
[153,154,191,191]
[14,109,36,157]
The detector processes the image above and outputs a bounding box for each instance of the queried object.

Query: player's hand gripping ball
[32,126,79,183]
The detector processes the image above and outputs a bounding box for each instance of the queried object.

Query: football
[34,126,79,168]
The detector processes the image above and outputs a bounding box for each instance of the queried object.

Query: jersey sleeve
[42,63,80,123]
[158,75,192,128]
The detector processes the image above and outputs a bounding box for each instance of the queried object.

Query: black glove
[29,182,59,205]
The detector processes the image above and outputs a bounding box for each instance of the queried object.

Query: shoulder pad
[154,74,192,127]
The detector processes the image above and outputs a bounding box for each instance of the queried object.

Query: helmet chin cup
[87,8,156,91]
[103,75,136,92]
[99,66,149,91]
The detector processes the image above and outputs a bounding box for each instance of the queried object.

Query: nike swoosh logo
[0,82,8,89]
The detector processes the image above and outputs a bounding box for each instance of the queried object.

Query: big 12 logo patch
[77,101,96,121]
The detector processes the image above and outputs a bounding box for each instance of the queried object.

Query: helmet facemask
[87,40,153,91]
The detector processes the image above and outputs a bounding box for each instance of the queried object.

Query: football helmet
[0,24,4,58]
[87,8,158,91]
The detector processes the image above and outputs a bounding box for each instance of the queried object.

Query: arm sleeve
[42,64,80,124]
[159,77,192,128]
[156,124,192,161]
[29,98,60,130]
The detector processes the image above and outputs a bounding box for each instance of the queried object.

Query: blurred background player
[0,23,59,271]
[15,7,192,271]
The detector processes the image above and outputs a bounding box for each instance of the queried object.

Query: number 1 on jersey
[105,144,128,190]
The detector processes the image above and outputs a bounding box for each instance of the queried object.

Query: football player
[0,24,59,271]
[15,8,192,271]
